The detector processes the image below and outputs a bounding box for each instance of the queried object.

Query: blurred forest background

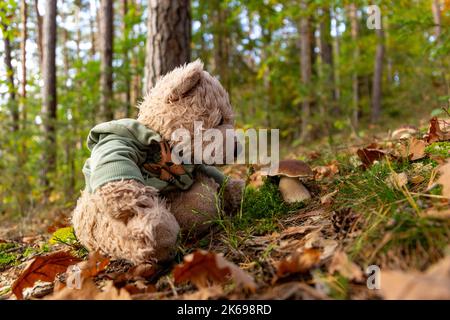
[0,0,449,217]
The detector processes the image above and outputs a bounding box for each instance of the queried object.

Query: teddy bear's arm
[197,165,244,215]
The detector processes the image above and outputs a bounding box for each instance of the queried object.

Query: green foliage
[0,243,19,268]
[333,157,450,268]
[238,179,304,234]
[425,142,450,159]
[49,227,88,258]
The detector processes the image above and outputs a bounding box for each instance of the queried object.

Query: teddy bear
[72,60,244,264]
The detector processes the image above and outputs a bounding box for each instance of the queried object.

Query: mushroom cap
[264,159,313,178]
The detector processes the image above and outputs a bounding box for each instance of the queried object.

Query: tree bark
[213,0,231,95]
[40,0,57,190]
[144,0,191,92]
[99,0,114,121]
[299,1,312,141]
[431,0,441,38]
[34,0,43,66]
[349,3,359,128]
[21,0,27,128]
[371,27,384,123]
[122,0,131,117]
[319,6,337,116]
[1,22,19,132]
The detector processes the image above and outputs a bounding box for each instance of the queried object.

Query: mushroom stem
[279,176,311,203]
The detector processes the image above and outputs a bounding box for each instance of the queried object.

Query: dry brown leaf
[173,250,256,292]
[356,145,392,169]
[386,172,408,189]
[397,137,427,161]
[313,161,339,180]
[320,190,338,205]
[48,279,130,300]
[180,285,224,300]
[381,256,450,299]
[328,251,364,282]
[12,250,82,299]
[276,248,321,277]
[426,117,450,143]
[421,207,450,219]
[410,175,425,184]
[436,161,450,198]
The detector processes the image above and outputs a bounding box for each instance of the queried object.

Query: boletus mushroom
[264,159,314,203]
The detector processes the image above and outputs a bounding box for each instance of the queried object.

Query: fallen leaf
[426,117,450,143]
[180,285,223,300]
[173,250,256,292]
[397,137,427,161]
[410,175,425,184]
[48,279,130,300]
[386,172,408,189]
[12,250,81,299]
[321,190,338,205]
[328,251,364,282]
[313,161,339,180]
[421,207,450,219]
[356,145,391,169]
[276,248,321,277]
[381,256,450,299]
[436,161,450,198]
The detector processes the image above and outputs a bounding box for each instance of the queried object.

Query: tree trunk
[34,0,43,66]
[349,3,359,128]
[320,6,337,115]
[213,0,231,95]
[299,1,312,141]
[20,0,27,129]
[89,0,97,58]
[144,0,191,92]
[40,0,57,191]
[371,27,384,123]
[122,0,131,117]
[99,0,114,121]
[2,22,19,132]
[432,0,441,38]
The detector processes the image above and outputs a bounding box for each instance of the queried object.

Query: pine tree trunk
[99,0,114,121]
[2,23,19,132]
[371,27,384,123]
[144,0,191,92]
[122,0,131,117]
[320,6,337,115]
[349,3,359,128]
[20,0,27,129]
[40,0,57,191]
[299,1,311,141]
[213,0,231,96]
[34,0,43,66]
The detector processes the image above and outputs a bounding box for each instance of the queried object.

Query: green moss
[425,142,450,158]
[237,179,305,234]
[0,243,19,268]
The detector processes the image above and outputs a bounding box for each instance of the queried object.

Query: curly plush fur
[73,60,244,264]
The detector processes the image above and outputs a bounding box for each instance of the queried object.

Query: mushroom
[264,159,314,203]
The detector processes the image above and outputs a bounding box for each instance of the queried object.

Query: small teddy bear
[72,60,244,264]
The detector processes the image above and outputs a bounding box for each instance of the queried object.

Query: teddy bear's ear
[162,59,204,102]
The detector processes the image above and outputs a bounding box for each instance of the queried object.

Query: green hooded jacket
[83,119,226,193]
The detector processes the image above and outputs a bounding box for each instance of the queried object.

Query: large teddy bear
[72,60,244,264]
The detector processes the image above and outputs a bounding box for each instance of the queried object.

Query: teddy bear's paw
[223,178,245,215]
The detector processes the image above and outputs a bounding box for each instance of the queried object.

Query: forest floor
[1,116,450,300]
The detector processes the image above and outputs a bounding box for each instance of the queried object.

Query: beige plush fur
[73,60,243,265]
